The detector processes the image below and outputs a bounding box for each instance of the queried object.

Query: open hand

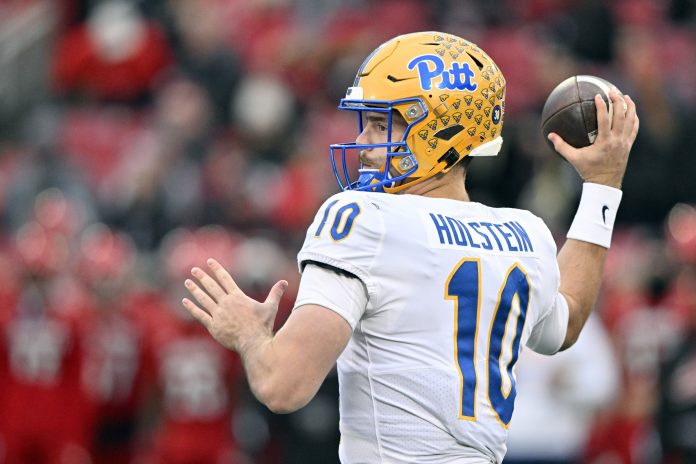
[547,89,639,189]
[182,258,288,352]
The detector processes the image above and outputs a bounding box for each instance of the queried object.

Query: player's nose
[356,126,370,145]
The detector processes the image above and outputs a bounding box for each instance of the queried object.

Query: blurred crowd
[0,0,695,463]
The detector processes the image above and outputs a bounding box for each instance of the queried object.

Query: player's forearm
[238,328,317,414]
[555,181,622,350]
[236,328,292,413]
[557,238,608,350]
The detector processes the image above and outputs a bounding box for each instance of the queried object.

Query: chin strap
[356,170,386,193]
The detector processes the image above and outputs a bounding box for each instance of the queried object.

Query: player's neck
[402,174,470,202]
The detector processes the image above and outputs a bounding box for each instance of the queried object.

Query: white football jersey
[297,190,563,463]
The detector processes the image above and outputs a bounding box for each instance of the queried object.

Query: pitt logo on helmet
[407,54,478,92]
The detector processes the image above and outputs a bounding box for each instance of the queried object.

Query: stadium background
[0,0,695,462]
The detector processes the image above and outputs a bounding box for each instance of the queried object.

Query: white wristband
[566,183,622,248]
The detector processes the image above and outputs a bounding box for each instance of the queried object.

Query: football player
[141,227,247,464]
[182,32,639,463]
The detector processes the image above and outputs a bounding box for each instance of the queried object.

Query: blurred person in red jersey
[135,226,250,464]
[71,223,155,464]
[583,224,690,464]
[52,0,171,103]
[655,204,696,463]
[0,217,94,464]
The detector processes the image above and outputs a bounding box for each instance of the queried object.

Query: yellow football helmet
[331,31,506,193]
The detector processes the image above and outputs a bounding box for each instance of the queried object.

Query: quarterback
[183,32,638,463]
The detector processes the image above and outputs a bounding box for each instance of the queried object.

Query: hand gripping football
[541,75,615,149]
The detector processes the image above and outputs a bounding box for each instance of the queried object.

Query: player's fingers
[184,278,218,313]
[608,90,626,133]
[182,297,213,329]
[622,95,638,139]
[595,94,611,139]
[547,132,578,162]
[207,258,240,294]
[191,267,226,301]
[264,280,289,308]
[629,107,640,143]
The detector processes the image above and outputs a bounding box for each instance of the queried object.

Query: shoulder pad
[297,192,383,292]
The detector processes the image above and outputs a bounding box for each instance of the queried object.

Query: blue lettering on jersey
[494,223,517,252]
[469,222,493,250]
[507,221,533,252]
[407,55,478,92]
[446,216,468,246]
[430,213,452,244]
[480,222,504,251]
[429,214,534,252]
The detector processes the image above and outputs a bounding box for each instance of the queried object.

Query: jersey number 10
[445,258,530,427]
[314,200,360,241]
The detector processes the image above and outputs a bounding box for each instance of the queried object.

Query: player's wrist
[566,183,622,248]
[237,322,272,352]
[583,175,623,189]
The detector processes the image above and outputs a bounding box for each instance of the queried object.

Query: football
[541,75,615,149]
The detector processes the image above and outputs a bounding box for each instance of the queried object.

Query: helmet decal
[492,105,502,124]
[407,55,478,92]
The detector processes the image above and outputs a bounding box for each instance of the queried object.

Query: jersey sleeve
[526,292,569,355]
[293,263,369,329]
[297,191,384,297]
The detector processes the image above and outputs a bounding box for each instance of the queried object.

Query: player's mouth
[359,151,383,171]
